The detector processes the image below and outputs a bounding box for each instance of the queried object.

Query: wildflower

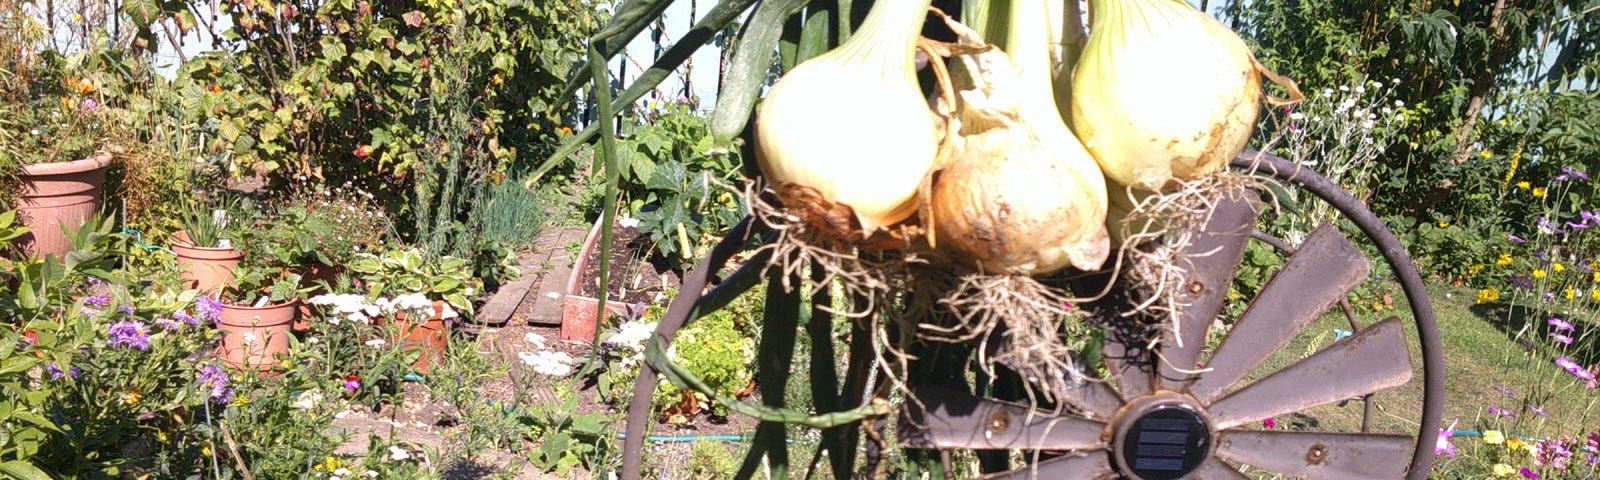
[1489,407,1517,418]
[1551,333,1574,345]
[1534,269,1547,279]
[1563,167,1589,180]
[1436,419,1459,458]
[293,390,324,410]
[197,365,234,404]
[1520,468,1539,478]
[1508,234,1527,243]
[1529,405,1549,417]
[309,294,379,324]
[1477,288,1501,304]
[1438,220,1450,228]
[1533,187,1547,197]
[389,445,410,460]
[174,310,199,326]
[1550,318,1575,331]
[1554,263,1566,273]
[525,332,547,350]
[118,305,135,316]
[1493,463,1515,476]
[194,296,224,323]
[1568,221,1589,231]
[120,388,143,406]
[1483,150,1494,159]
[84,294,110,307]
[1496,386,1516,397]
[1565,286,1576,300]
[1556,357,1597,381]
[1486,430,1507,444]
[365,338,386,348]
[344,374,361,391]
[107,320,151,351]
[1510,437,1528,453]
[1592,289,1600,302]
[154,317,182,330]
[1262,417,1276,428]
[1518,181,1531,189]
[241,332,256,345]
[46,363,81,380]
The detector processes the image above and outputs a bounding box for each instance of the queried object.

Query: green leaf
[710,0,808,144]
[0,460,51,480]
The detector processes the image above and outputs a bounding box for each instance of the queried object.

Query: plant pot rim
[218,298,301,325]
[19,152,113,176]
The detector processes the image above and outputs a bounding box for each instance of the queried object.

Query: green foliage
[186,0,600,195]
[687,439,739,480]
[346,247,481,316]
[471,174,558,250]
[519,389,614,476]
[657,288,760,418]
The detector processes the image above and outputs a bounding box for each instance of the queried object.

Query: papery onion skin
[1069,0,1262,190]
[754,0,937,232]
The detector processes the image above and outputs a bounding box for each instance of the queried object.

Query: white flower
[366,339,387,347]
[364,471,378,478]
[1339,85,1349,92]
[241,332,256,345]
[618,214,641,229]
[308,336,320,344]
[518,351,575,377]
[1288,112,1305,120]
[334,468,352,476]
[525,332,547,350]
[605,320,658,352]
[330,476,342,480]
[1373,81,1384,89]
[1354,85,1365,94]
[377,294,433,316]
[310,294,379,322]
[389,445,411,461]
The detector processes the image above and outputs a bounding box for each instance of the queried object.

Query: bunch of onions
[926,2,1109,276]
[1068,0,1268,190]
[754,0,938,240]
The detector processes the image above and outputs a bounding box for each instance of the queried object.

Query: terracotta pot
[217,299,299,371]
[384,300,450,373]
[12,153,112,257]
[292,262,344,332]
[171,230,243,294]
[560,217,648,342]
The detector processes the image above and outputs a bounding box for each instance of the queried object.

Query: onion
[926,5,1109,275]
[754,0,937,236]
[1069,0,1265,190]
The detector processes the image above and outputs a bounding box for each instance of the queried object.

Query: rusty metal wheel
[900,151,1444,479]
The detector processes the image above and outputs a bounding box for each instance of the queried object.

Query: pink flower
[1435,419,1458,458]
[1549,318,1575,331]
[1557,357,1596,381]
[1551,333,1574,345]
[1263,417,1276,428]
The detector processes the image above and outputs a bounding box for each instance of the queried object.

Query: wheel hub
[1112,393,1214,480]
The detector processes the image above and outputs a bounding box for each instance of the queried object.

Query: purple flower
[118,305,135,316]
[1557,174,1571,182]
[106,320,150,351]
[1436,419,1458,458]
[83,294,110,307]
[1489,407,1517,418]
[154,317,182,330]
[1568,221,1589,231]
[1551,318,1576,331]
[1563,167,1589,180]
[1511,274,1534,289]
[1583,211,1599,223]
[79,97,98,112]
[174,310,199,326]
[1521,468,1539,479]
[197,365,233,404]
[1509,234,1527,243]
[1545,292,1557,302]
[1263,417,1276,428]
[80,307,98,317]
[1552,333,1574,345]
[194,297,223,323]
[46,363,63,379]
[1557,357,1597,381]
[1495,386,1516,398]
[1530,405,1549,417]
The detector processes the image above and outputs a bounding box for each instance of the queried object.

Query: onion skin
[1070,0,1262,190]
[754,0,937,233]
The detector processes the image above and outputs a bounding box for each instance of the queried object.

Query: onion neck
[829,0,934,84]
[1008,0,1055,104]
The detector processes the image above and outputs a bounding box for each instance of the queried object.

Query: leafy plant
[347,247,481,316]
[176,194,248,249]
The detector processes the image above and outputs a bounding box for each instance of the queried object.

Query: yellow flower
[1484,430,1505,444]
[1468,264,1485,275]
[120,388,143,406]
[1517,181,1531,189]
[1592,289,1600,301]
[1533,187,1547,197]
[1594,271,1600,282]
[1492,463,1516,476]
[1476,288,1501,304]
[1497,254,1513,266]
[1482,150,1493,159]
[1555,263,1566,273]
[1508,436,1526,452]
[1437,221,1450,228]
[1534,269,1547,279]
[1566,286,1576,300]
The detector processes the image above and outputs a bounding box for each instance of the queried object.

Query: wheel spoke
[1103,334,1152,399]
[1192,458,1251,479]
[1207,317,1413,429]
[1186,223,1371,402]
[1156,194,1262,390]
[981,451,1115,480]
[1216,430,1414,479]
[900,387,1108,451]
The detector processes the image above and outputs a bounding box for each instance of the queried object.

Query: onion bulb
[1069,0,1264,190]
[927,5,1109,275]
[754,0,937,236]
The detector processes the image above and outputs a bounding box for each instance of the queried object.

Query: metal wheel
[900,151,1444,479]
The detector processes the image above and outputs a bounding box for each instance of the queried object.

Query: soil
[575,225,682,304]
